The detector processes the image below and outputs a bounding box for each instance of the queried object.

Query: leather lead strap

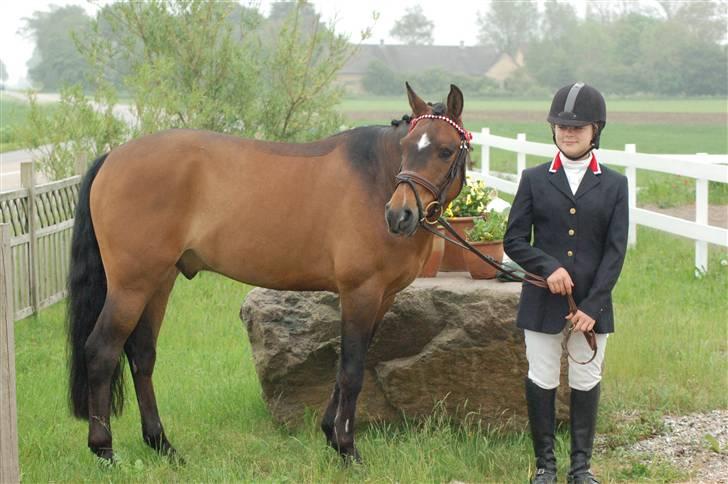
[422,216,597,365]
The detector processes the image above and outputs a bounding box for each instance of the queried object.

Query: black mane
[344,123,407,197]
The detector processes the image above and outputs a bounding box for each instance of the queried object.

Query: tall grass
[13,225,726,482]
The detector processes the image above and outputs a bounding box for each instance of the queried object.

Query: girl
[504,83,629,484]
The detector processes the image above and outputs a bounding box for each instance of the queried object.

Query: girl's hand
[566,309,595,332]
[547,267,573,295]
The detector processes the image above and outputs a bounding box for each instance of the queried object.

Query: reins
[395,113,597,365]
[422,217,597,365]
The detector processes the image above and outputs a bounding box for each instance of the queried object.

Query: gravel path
[627,410,728,482]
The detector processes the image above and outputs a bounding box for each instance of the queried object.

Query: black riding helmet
[548,82,607,155]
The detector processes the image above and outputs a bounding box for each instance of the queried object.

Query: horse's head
[385,82,472,237]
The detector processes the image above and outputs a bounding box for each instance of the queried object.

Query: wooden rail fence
[0,162,81,321]
[1,223,19,483]
[0,160,82,482]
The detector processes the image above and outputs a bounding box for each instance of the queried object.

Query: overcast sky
[0,0,594,87]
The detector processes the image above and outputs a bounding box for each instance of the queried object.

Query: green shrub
[16,0,365,179]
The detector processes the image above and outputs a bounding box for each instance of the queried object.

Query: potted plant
[440,179,497,272]
[463,209,508,279]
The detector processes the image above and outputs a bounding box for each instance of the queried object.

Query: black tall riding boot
[568,383,601,484]
[525,378,557,484]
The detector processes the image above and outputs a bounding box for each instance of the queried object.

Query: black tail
[67,153,125,419]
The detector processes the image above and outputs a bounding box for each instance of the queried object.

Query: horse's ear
[406,82,429,116]
[447,84,464,121]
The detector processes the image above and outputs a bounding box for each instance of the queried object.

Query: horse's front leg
[321,293,395,451]
[326,284,384,463]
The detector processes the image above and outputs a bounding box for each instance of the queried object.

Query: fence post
[20,162,38,314]
[480,127,490,177]
[695,153,709,277]
[74,152,88,176]
[516,133,526,183]
[625,144,637,247]
[0,224,20,484]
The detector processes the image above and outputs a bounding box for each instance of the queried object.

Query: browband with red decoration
[408,114,473,146]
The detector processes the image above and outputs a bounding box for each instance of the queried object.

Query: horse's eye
[439,148,453,159]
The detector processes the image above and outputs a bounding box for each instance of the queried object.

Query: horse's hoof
[321,424,334,444]
[166,447,186,466]
[341,447,362,466]
[91,447,116,465]
[145,432,184,464]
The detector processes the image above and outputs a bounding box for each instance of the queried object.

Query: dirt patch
[343,110,727,125]
[640,204,728,229]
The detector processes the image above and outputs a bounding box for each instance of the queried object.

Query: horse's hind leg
[85,288,148,460]
[124,271,179,460]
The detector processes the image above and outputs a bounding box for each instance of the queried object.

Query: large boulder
[240,273,570,429]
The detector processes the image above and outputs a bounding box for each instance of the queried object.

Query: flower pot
[463,240,504,280]
[440,216,476,272]
[418,228,445,277]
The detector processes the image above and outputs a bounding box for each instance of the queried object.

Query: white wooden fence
[469,128,728,275]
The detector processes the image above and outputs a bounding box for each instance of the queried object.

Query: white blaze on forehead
[417,133,431,151]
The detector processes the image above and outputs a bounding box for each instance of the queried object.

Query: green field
[0,93,59,152]
[12,225,727,482]
[337,96,728,114]
[0,94,31,152]
[345,88,728,208]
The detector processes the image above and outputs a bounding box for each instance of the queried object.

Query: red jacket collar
[549,152,601,175]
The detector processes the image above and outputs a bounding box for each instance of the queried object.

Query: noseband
[395,114,473,224]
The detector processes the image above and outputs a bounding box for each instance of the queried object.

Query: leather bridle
[393,114,597,365]
[395,114,473,225]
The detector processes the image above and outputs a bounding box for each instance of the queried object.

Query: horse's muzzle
[385,204,418,236]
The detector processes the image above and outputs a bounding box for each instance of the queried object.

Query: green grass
[13,226,727,482]
[0,94,31,152]
[0,92,59,153]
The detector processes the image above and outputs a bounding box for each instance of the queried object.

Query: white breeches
[524,329,609,391]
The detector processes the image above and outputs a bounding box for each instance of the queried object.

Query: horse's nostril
[402,208,413,222]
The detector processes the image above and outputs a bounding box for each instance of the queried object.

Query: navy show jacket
[503,153,629,334]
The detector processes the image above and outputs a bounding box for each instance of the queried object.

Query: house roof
[341,44,501,77]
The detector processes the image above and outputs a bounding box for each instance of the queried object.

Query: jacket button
[568,229,575,236]
[570,208,576,214]
[567,250,574,257]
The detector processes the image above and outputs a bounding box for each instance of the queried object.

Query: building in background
[339,42,524,94]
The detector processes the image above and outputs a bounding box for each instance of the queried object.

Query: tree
[0,59,7,84]
[640,20,727,95]
[525,6,727,96]
[671,0,727,44]
[390,6,434,45]
[18,0,364,179]
[21,6,92,91]
[78,0,360,140]
[362,60,402,95]
[477,0,539,55]
[541,1,578,39]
